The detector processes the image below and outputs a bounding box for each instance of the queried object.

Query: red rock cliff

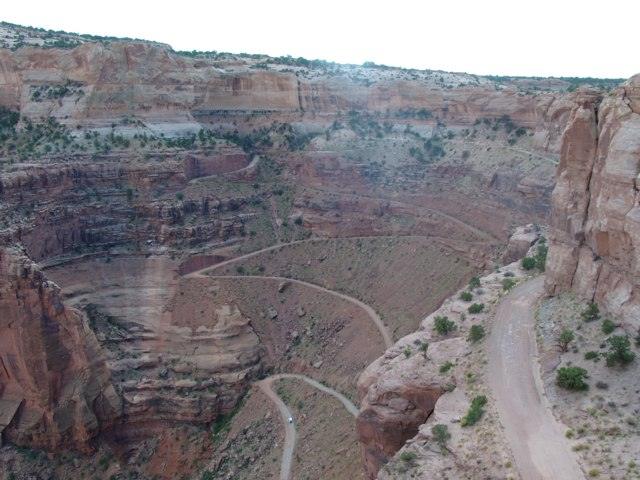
[546,74,640,324]
[0,246,121,451]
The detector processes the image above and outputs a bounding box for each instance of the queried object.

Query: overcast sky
[3,0,638,79]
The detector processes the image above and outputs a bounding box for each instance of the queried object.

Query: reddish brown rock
[0,246,120,452]
[546,75,640,325]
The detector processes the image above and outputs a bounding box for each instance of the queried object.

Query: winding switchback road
[185,241,392,479]
[257,374,358,480]
[488,277,584,480]
[187,270,393,348]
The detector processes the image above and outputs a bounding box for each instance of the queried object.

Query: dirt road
[258,374,358,480]
[488,277,584,480]
[187,271,393,348]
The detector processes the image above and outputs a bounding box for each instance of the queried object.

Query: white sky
[3,0,638,79]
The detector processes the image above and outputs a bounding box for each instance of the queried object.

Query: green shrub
[439,361,454,374]
[584,351,600,361]
[433,316,456,335]
[556,366,588,390]
[521,257,536,270]
[468,276,481,289]
[399,450,417,463]
[418,341,429,358]
[534,244,548,271]
[431,424,450,453]
[468,324,485,343]
[468,303,485,314]
[605,335,635,367]
[461,395,487,426]
[459,291,473,302]
[502,278,516,291]
[601,319,616,334]
[581,302,600,322]
[558,329,575,352]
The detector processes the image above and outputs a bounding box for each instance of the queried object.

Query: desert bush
[419,341,429,358]
[468,324,485,343]
[433,316,456,335]
[601,319,616,334]
[431,424,451,453]
[605,335,635,367]
[556,366,588,390]
[521,257,536,270]
[468,303,485,314]
[468,276,481,289]
[558,329,575,352]
[584,351,600,361]
[581,302,600,322]
[534,244,548,271]
[439,361,454,374]
[399,450,417,463]
[502,278,516,291]
[461,395,487,426]
[459,291,473,301]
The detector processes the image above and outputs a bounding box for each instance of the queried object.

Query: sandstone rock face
[357,349,445,478]
[545,76,640,325]
[0,246,120,452]
[0,41,574,153]
[501,224,540,263]
[357,248,537,478]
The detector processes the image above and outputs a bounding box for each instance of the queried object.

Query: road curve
[257,377,296,480]
[258,374,358,480]
[270,373,359,416]
[185,240,392,479]
[488,277,584,480]
[187,272,393,349]
[184,235,489,279]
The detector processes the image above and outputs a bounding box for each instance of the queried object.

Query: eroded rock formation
[0,246,120,452]
[546,75,640,325]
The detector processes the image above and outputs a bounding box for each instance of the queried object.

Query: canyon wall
[0,246,120,451]
[0,42,574,151]
[545,75,640,325]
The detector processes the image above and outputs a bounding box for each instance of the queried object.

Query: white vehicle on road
[288,416,293,424]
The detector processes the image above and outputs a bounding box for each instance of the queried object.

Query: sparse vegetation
[581,302,600,322]
[419,341,429,358]
[502,278,516,291]
[461,395,487,426]
[521,256,536,270]
[459,291,473,301]
[431,424,451,454]
[556,366,589,390]
[399,450,417,463]
[605,335,635,367]
[468,303,485,314]
[468,276,481,289]
[468,324,485,343]
[584,351,600,361]
[601,319,616,334]
[433,316,456,335]
[557,329,575,352]
[534,244,548,271]
[439,361,454,374]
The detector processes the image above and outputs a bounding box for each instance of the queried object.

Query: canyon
[0,20,637,480]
